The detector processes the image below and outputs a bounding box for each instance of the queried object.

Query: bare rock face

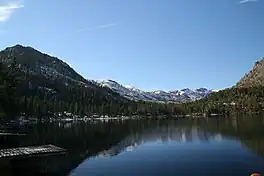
[236,58,264,88]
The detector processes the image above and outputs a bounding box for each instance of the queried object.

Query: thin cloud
[77,23,117,32]
[0,2,24,22]
[239,0,259,4]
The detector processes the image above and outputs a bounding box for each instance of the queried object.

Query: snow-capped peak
[153,90,166,94]
[124,85,134,89]
[89,79,215,103]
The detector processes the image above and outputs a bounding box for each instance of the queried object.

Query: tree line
[182,87,264,115]
[0,61,186,120]
[2,60,264,121]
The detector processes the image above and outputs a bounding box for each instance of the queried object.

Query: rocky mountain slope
[0,45,94,88]
[93,79,216,103]
[236,58,264,88]
[0,45,126,103]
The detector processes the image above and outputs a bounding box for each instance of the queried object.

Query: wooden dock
[0,144,67,160]
[0,132,26,136]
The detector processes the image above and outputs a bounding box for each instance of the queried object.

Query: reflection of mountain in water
[97,123,223,158]
[1,117,264,175]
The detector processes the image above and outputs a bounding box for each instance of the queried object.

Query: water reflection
[0,117,264,175]
[71,117,264,176]
[95,124,225,159]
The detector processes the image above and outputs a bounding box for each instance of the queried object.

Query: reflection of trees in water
[0,121,136,175]
[0,120,219,175]
[1,116,264,175]
[197,116,264,158]
[235,116,264,158]
[97,120,222,158]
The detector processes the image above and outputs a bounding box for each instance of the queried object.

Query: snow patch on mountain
[92,79,214,103]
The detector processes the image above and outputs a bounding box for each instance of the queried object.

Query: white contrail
[239,0,259,4]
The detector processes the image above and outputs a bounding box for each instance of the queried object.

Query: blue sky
[0,0,264,91]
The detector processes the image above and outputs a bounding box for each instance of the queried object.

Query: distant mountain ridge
[92,79,217,103]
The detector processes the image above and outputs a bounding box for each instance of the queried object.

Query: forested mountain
[0,44,112,90]
[0,45,185,120]
[0,45,128,119]
[183,58,264,115]
[1,44,264,120]
[182,87,264,115]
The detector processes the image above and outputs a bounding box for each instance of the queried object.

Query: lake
[1,116,264,175]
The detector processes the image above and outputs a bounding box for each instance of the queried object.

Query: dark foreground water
[1,116,264,175]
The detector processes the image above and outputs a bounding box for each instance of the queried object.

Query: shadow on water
[0,116,264,175]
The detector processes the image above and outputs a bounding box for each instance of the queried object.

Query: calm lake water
[1,116,264,175]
